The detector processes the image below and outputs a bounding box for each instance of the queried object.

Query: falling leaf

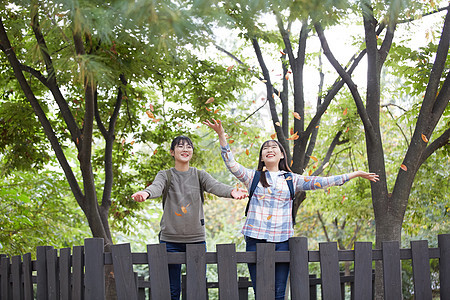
[174,212,182,216]
[343,108,348,116]
[315,125,319,128]
[308,169,313,176]
[255,136,260,139]
[271,133,277,139]
[181,206,187,214]
[260,195,265,199]
[246,149,250,156]
[310,156,318,162]
[290,127,294,135]
[244,132,248,135]
[314,182,321,188]
[121,139,126,146]
[290,160,293,166]
[227,65,234,72]
[272,93,276,99]
[293,112,301,120]
[267,188,272,194]
[327,188,330,195]
[345,127,350,133]
[400,164,408,171]
[262,166,267,172]
[152,118,161,123]
[285,74,289,80]
[287,132,299,140]
[285,176,292,180]
[76,138,79,144]
[130,141,135,145]
[421,134,429,143]
[205,97,214,104]
[267,215,272,220]
[261,79,267,83]
[214,109,219,114]
[229,140,235,144]
[235,182,242,189]
[341,196,346,203]
[205,107,211,112]
[280,50,286,55]
[153,149,158,155]
[149,104,154,112]
[146,110,154,118]
[275,122,281,126]
[304,178,311,182]
[249,224,254,227]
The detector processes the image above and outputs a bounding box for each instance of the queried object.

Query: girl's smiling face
[261,141,284,166]
[170,141,193,163]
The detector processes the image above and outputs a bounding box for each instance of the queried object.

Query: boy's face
[170,141,193,163]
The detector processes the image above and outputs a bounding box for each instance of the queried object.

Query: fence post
[59,248,72,300]
[84,238,105,300]
[382,241,402,300]
[47,248,59,300]
[411,240,432,299]
[319,242,341,300]
[147,243,171,299]
[439,234,450,300]
[11,255,23,300]
[72,245,84,300]
[186,244,207,300]
[238,277,250,300]
[111,243,138,300]
[255,242,276,300]
[289,236,309,300]
[217,243,239,299]
[1,256,11,300]
[354,242,372,299]
[36,245,53,300]
[23,253,33,300]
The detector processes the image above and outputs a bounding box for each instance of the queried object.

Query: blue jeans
[245,236,290,300]
[160,240,206,300]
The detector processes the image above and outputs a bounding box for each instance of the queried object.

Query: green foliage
[0,169,89,257]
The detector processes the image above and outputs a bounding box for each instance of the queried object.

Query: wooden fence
[1,234,449,300]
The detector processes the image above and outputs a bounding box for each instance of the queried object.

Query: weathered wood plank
[319,242,341,300]
[11,255,23,300]
[439,234,450,300]
[217,243,239,299]
[37,245,53,300]
[111,243,138,300]
[1,256,11,300]
[238,277,250,300]
[72,245,84,300]
[84,238,105,300]
[353,242,372,299]
[23,253,33,300]
[255,243,275,300]
[59,248,71,300]
[186,244,207,300]
[147,243,171,299]
[47,248,59,300]
[289,237,309,300]
[382,241,402,300]
[411,240,432,300]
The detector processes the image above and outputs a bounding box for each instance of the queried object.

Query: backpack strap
[162,168,204,208]
[245,171,261,216]
[162,169,172,208]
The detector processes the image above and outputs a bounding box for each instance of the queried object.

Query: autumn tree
[0,0,251,256]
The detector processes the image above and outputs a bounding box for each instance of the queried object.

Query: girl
[132,135,247,300]
[204,119,379,300]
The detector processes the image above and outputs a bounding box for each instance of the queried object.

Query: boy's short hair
[170,136,194,151]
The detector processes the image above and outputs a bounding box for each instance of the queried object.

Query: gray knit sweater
[144,167,234,243]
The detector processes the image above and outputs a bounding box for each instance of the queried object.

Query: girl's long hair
[257,140,292,187]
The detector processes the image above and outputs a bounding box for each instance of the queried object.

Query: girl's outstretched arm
[348,171,380,182]
[203,119,227,147]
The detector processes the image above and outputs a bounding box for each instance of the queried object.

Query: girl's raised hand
[203,119,224,135]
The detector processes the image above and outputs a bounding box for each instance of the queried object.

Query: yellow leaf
[290,160,293,166]
[205,107,211,112]
[174,212,182,216]
[421,134,429,143]
[146,110,154,118]
[229,140,234,144]
[262,166,267,172]
[267,215,272,220]
[308,169,313,176]
[130,141,135,145]
[214,109,219,114]
[267,188,272,194]
[293,112,301,120]
[260,195,265,199]
[285,74,289,80]
[227,65,234,72]
[261,79,267,83]
[400,164,407,171]
[310,156,318,162]
[304,178,311,182]
[270,133,277,139]
[275,122,281,126]
[343,108,348,116]
[280,50,286,55]
[205,97,214,104]
[246,149,250,155]
[181,206,187,214]
[285,176,292,180]
[314,182,321,188]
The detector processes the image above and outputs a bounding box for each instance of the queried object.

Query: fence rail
[1,234,449,300]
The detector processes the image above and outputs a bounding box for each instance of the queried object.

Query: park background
[0,0,449,298]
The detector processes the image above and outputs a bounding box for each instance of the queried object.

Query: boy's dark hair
[170,136,194,151]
